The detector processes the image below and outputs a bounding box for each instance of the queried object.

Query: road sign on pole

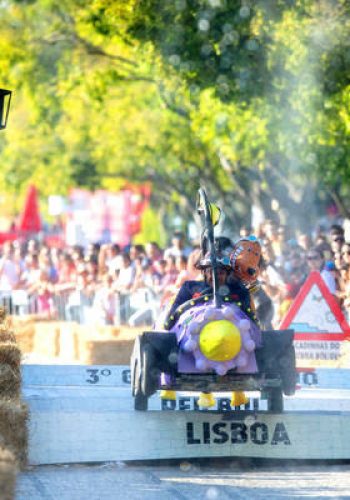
[280,271,350,367]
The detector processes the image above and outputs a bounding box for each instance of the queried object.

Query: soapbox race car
[131,188,296,412]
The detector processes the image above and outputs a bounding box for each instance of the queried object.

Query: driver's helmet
[196,236,233,270]
[230,235,262,284]
[196,249,232,270]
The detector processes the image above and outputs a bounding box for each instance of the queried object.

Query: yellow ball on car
[199,320,242,362]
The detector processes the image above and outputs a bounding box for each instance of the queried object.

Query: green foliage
[0,0,349,229]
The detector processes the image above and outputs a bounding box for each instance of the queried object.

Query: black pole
[197,187,221,308]
[0,89,12,130]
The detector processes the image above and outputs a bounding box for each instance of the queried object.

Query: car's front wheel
[279,346,297,396]
[267,387,283,413]
[134,392,148,411]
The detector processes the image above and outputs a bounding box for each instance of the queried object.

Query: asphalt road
[16,459,350,500]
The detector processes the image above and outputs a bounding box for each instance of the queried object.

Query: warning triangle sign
[280,271,350,341]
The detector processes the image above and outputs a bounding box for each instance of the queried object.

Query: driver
[165,246,252,327]
[161,242,255,409]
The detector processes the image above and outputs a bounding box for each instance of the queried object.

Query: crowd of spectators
[0,218,350,327]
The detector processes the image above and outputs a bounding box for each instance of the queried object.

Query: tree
[1,0,350,234]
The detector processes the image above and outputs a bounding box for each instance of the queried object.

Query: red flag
[18,185,42,233]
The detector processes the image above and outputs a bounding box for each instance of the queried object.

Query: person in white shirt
[163,231,191,259]
[0,242,19,291]
[114,253,136,323]
[92,273,119,325]
[115,253,135,293]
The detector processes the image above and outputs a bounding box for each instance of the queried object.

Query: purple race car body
[171,302,261,375]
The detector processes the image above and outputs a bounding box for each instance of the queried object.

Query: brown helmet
[230,236,262,284]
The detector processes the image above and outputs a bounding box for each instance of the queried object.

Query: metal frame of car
[131,188,297,413]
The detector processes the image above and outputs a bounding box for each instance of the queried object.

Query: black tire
[141,343,159,397]
[131,357,140,397]
[131,337,141,397]
[131,340,149,410]
[134,393,148,411]
[279,346,297,396]
[267,387,283,413]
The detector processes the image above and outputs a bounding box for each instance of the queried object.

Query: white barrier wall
[22,365,131,387]
[28,409,350,464]
[22,364,350,464]
[23,385,350,413]
[21,365,350,389]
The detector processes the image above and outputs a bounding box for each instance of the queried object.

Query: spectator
[163,231,191,259]
[239,225,252,238]
[158,255,179,305]
[85,243,100,263]
[334,250,343,271]
[0,242,19,291]
[145,241,163,270]
[341,242,350,269]
[338,243,350,308]
[263,220,282,258]
[105,244,123,276]
[160,256,178,290]
[55,253,76,292]
[260,241,285,304]
[114,253,135,323]
[27,269,56,318]
[85,256,99,285]
[26,239,39,257]
[329,227,345,259]
[153,259,167,294]
[314,233,332,259]
[92,273,119,325]
[329,224,345,241]
[165,255,189,294]
[297,233,312,252]
[65,266,94,324]
[1,208,349,327]
[20,254,41,289]
[276,225,289,256]
[70,246,85,270]
[338,263,350,313]
[187,247,202,281]
[38,246,58,283]
[129,244,145,262]
[115,253,135,293]
[306,248,337,295]
[131,256,147,293]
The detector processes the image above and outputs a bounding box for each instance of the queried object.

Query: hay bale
[9,316,35,354]
[33,321,60,358]
[0,310,17,346]
[58,322,80,362]
[0,365,20,400]
[80,339,135,365]
[0,329,16,345]
[0,447,17,500]
[75,325,140,364]
[95,325,121,337]
[0,344,21,373]
[0,308,6,324]
[0,400,28,468]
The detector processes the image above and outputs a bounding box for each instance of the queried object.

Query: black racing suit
[165,278,252,329]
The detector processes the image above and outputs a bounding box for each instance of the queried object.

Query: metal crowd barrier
[0,288,161,326]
